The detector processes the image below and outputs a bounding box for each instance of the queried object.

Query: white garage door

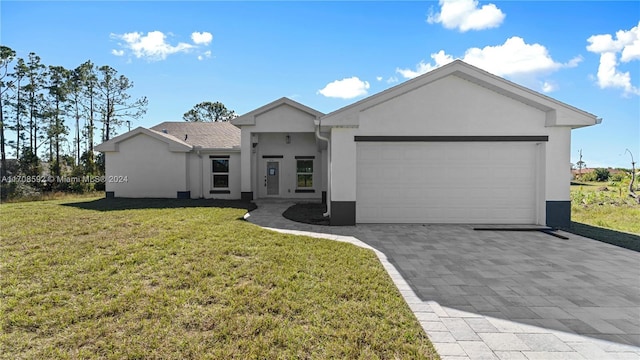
[356,142,539,224]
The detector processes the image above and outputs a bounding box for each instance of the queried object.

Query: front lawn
[0,197,438,359]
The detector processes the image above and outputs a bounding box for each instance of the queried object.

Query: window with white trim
[296,159,313,188]
[211,158,229,188]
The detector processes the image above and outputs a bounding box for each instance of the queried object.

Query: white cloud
[541,81,556,93]
[111,30,214,61]
[386,76,399,84]
[461,37,566,77]
[376,76,383,81]
[198,50,212,61]
[191,31,213,45]
[566,55,583,68]
[396,37,581,93]
[396,50,454,79]
[397,38,573,78]
[427,0,505,32]
[111,31,194,61]
[587,22,640,96]
[317,77,370,99]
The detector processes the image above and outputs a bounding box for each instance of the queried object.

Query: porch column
[240,130,253,200]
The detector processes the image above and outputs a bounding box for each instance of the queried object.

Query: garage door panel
[356,142,538,224]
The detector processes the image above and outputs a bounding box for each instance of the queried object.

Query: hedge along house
[96,60,600,227]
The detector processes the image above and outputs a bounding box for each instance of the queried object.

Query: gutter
[315,119,331,217]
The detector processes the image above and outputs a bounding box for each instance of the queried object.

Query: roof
[232,97,324,126]
[95,122,240,152]
[150,121,240,150]
[321,60,600,129]
[95,127,193,152]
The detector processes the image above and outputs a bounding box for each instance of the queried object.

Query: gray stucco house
[95,60,600,227]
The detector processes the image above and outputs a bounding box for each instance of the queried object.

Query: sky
[1,0,639,168]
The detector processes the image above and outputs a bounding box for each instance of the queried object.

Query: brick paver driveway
[248,200,640,360]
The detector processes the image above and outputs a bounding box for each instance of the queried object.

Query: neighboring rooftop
[151,121,240,150]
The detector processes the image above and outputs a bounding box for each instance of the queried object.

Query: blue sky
[2,1,639,168]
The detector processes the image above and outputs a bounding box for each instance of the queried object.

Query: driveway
[247,200,640,360]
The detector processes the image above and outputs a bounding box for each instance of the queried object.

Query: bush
[1,182,42,201]
[610,172,628,182]
[594,168,610,182]
[582,168,611,182]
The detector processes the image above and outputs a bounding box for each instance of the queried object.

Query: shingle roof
[150,121,240,150]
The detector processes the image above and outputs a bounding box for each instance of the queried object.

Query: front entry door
[266,161,279,196]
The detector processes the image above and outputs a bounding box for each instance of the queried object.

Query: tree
[24,53,47,158]
[576,149,586,178]
[625,149,638,204]
[79,61,98,172]
[96,65,147,142]
[10,58,28,160]
[0,45,16,178]
[68,63,87,165]
[46,65,70,177]
[183,101,236,122]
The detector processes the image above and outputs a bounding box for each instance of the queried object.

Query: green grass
[570,181,640,235]
[0,197,438,359]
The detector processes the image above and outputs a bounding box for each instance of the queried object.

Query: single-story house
[95,60,601,227]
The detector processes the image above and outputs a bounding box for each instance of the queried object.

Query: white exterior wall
[329,127,357,202]
[187,152,241,199]
[328,74,574,224]
[255,132,322,199]
[545,127,572,201]
[240,130,253,194]
[105,134,187,197]
[237,103,324,199]
[359,75,546,135]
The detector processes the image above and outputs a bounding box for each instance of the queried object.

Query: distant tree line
[0,45,147,199]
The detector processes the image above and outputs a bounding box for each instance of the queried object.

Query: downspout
[195,147,204,199]
[315,119,331,217]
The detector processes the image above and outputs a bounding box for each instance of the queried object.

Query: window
[212,158,229,188]
[296,159,313,188]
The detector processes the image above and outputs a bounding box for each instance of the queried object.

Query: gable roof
[321,60,600,129]
[231,97,325,126]
[95,127,193,152]
[150,121,240,150]
[95,121,240,152]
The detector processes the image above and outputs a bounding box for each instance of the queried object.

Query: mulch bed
[282,203,330,225]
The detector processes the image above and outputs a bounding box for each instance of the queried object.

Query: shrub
[610,172,628,182]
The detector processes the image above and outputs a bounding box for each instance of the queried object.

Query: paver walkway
[246,199,640,360]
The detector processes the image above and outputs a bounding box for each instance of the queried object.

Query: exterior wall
[255,132,322,199]
[544,127,572,227]
[252,104,316,132]
[329,127,357,225]
[240,130,253,198]
[237,103,323,199]
[329,74,573,225]
[105,133,187,198]
[329,128,357,202]
[359,75,547,135]
[187,151,241,199]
